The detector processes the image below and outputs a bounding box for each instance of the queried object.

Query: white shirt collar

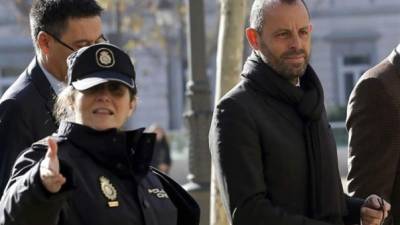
[38,61,66,95]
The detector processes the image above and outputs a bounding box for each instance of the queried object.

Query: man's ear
[246,28,261,50]
[37,31,51,55]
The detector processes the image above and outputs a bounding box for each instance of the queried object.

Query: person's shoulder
[362,56,398,81]
[31,136,68,150]
[0,95,27,124]
[0,83,42,119]
[0,69,40,104]
[216,79,262,114]
[217,81,253,106]
[29,136,69,158]
[12,137,67,171]
[354,57,400,95]
[0,75,51,120]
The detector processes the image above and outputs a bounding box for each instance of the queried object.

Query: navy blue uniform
[0,121,199,225]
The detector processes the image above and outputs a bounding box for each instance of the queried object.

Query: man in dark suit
[0,0,106,195]
[347,45,400,225]
[209,0,390,225]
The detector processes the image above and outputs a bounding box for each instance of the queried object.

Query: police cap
[67,43,136,91]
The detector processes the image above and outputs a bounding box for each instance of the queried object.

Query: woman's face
[73,81,135,130]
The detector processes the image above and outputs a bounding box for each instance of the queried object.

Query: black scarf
[242,52,346,224]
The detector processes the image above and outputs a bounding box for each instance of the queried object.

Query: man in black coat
[209,0,390,225]
[0,0,106,195]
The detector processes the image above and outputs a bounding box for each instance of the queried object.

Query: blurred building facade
[0,0,32,95]
[1,0,400,131]
[307,0,400,110]
[0,0,187,131]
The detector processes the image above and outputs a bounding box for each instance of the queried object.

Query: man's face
[42,16,104,81]
[256,1,311,83]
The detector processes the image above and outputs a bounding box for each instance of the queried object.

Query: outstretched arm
[0,137,73,225]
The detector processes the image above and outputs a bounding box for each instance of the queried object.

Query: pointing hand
[39,137,66,193]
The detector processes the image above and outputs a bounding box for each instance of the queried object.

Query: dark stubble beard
[259,41,310,84]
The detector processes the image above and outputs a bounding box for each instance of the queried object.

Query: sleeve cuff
[343,195,364,225]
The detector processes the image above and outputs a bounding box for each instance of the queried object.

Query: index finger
[46,137,58,159]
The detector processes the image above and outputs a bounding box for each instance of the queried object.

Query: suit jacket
[347,46,400,225]
[209,56,362,225]
[0,58,57,195]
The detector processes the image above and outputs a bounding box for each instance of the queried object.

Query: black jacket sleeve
[0,145,74,225]
[343,195,364,225]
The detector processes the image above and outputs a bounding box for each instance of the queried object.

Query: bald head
[249,0,310,34]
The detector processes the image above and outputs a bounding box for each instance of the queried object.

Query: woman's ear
[128,97,136,117]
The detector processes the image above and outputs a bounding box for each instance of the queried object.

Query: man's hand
[39,137,66,193]
[361,194,391,225]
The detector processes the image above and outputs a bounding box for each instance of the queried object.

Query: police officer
[0,43,199,225]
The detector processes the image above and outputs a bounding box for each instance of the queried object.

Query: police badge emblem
[99,176,119,207]
[96,48,115,68]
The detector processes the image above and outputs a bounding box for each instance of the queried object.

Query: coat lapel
[27,58,58,126]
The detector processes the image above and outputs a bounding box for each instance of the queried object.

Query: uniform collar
[57,121,155,177]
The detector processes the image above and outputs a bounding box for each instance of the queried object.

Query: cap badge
[99,176,119,207]
[96,48,115,68]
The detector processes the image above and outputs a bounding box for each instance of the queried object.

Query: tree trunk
[210,0,246,225]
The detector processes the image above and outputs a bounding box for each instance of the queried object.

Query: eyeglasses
[44,31,108,52]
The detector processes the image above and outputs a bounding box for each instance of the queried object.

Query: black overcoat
[209,60,363,225]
